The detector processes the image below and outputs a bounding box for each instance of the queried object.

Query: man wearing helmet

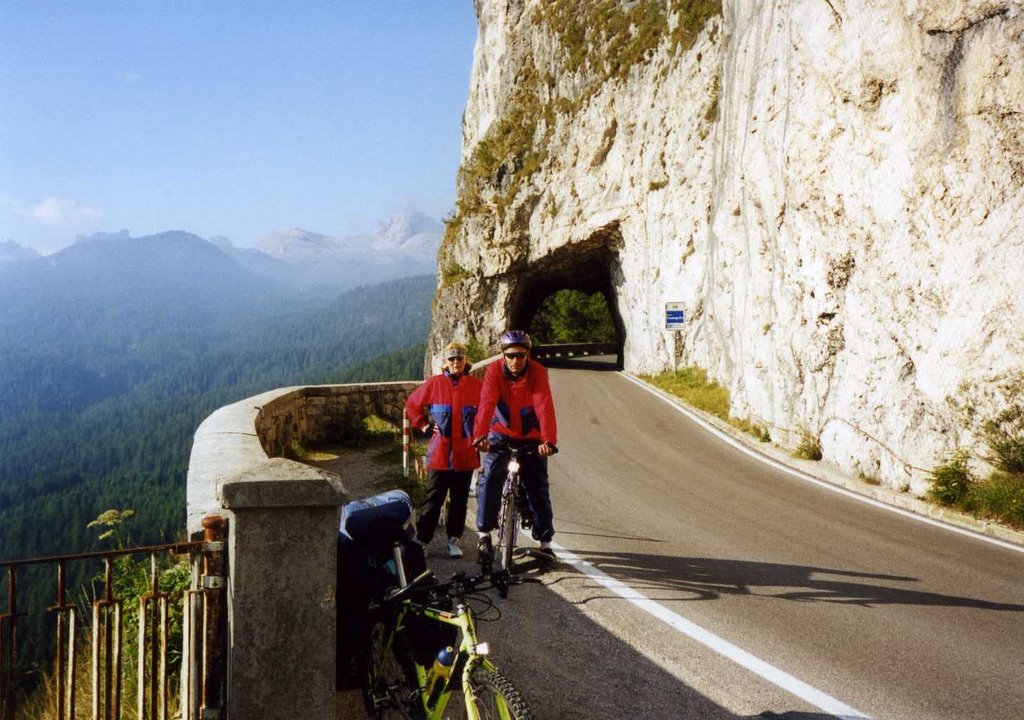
[472,329,559,562]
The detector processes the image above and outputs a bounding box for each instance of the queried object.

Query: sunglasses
[503,352,528,360]
[446,354,466,361]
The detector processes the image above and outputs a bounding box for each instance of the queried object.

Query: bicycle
[488,441,558,586]
[363,559,536,720]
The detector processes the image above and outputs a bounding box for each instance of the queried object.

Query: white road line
[553,542,873,720]
[619,371,1024,556]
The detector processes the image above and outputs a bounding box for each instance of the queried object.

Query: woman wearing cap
[404,342,482,557]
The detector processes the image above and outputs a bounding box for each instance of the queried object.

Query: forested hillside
[0,273,434,561]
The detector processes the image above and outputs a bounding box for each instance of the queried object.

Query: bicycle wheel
[497,490,518,577]
[450,668,533,720]
[363,620,424,720]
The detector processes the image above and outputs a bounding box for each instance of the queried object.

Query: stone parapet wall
[185,379,421,720]
[255,381,420,459]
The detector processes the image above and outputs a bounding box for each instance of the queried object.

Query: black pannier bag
[336,490,454,689]
[336,490,420,689]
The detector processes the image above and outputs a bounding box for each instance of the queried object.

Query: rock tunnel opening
[507,223,625,363]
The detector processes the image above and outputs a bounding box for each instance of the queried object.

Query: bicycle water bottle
[425,645,456,708]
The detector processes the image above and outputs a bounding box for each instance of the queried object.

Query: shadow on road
[423,544,821,720]
[569,550,1024,612]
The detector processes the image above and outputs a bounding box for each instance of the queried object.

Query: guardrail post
[1,567,15,720]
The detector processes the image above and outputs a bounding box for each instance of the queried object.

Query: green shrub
[792,431,823,461]
[982,415,1024,474]
[965,471,1024,529]
[465,337,488,363]
[927,448,975,505]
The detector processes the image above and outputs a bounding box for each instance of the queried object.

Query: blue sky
[0,2,478,253]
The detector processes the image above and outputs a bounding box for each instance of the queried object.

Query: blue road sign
[665,302,685,330]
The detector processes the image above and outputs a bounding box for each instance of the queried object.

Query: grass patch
[929,374,1024,529]
[441,262,472,287]
[640,366,769,441]
[964,471,1024,529]
[641,366,729,419]
[792,430,823,461]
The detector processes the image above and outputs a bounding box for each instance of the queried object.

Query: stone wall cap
[221,457,346,509]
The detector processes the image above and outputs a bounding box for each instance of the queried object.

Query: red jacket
[405,370,482,471]
[473,359,557,446]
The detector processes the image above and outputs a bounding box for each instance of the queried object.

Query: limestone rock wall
[430,0,1024,491]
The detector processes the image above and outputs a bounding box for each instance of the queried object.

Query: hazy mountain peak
[257,227,341,259]
[75,229,132,244]
[0,239,40,265]
[376,209,443,245]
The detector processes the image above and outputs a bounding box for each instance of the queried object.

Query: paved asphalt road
[437,357,1024,719]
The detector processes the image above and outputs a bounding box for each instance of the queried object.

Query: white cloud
[31,196,103,225]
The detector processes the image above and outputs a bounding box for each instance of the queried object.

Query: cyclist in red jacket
[405,341,482,558]
[472,330,558,562]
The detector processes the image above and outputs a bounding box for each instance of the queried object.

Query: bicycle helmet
[498,329,532,350]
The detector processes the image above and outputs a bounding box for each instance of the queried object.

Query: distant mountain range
[0,211,442,418]
[0,209,441,291]
[242,210,441,290]
[2,208,442,291]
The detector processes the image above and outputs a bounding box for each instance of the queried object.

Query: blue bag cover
[339,489,414,558]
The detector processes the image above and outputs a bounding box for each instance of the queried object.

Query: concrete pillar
[220,457,346,720]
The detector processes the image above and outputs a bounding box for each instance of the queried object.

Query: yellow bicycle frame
[399,597,511,720]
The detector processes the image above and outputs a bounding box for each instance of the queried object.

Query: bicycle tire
[363,619,424,720]
[497,491,517,577]
[449,668,533,720]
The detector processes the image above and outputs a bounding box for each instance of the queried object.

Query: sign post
[665,302,685,330]
[665,302,685,370]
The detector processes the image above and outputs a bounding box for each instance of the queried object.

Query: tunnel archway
[507,222,625,362]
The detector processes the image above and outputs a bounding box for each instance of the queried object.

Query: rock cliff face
[429,0,1024,491]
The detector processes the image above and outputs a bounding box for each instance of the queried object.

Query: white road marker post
[402,409,410,479]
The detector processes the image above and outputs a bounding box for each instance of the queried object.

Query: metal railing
[0,516,227,720]
[531,342,620,360]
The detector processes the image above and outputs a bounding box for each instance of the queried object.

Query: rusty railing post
[49,558,79,720]
[0,566,16,720]
[92,557,123,720]
[138,551,170,720]
[200,516,227,719]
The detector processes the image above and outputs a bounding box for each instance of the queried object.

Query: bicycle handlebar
[382,568,538,606]
[486,440,559,455]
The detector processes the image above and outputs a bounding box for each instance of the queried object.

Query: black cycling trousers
[476,450,553,542]
[416,469,473,543]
